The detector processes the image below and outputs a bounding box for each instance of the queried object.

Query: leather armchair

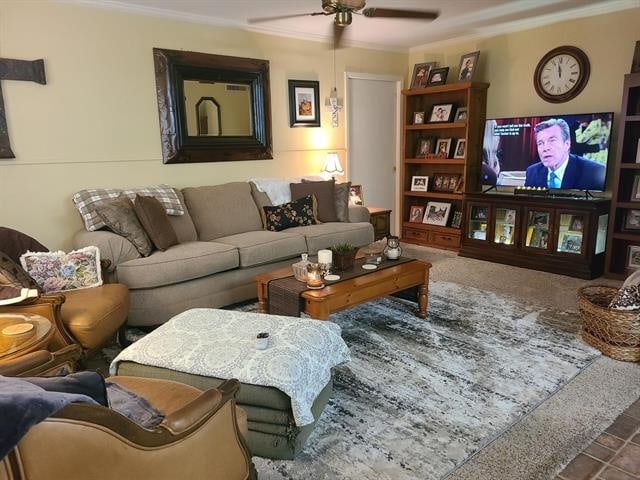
[0,227,129,355]
[0,356,256,480]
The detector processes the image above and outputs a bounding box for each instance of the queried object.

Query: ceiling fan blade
[362,8,439,20]
[333,22,346,49]
[248,11,328,24]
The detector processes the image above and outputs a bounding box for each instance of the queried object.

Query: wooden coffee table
[256,258,431,320]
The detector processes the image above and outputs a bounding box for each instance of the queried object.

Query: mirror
[153,48,272,164]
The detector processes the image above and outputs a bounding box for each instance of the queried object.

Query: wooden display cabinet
[460,193,610,279]
[401,81,489,251]
[605,72,640,278]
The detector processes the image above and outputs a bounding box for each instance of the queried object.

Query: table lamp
[321,152,344,179]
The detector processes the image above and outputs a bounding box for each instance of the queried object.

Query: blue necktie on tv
[549,171,561,189]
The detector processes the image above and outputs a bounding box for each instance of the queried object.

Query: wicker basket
[577,285,640,362]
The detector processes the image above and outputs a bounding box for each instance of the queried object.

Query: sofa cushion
[167,190,198,243]
[134,195,179,251]
[215,231,307,267]
[182,183,263,241]
[115,241,238,289]
[287,222,374,254]
[290,179,337,222]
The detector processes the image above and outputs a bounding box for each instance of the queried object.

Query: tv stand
[460,193,610,279]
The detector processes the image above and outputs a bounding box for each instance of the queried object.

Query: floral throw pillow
[262,195,317,232]
[19,246,103,293]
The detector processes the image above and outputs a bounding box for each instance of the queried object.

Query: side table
[0,313,53,361]
[367,207,392,241]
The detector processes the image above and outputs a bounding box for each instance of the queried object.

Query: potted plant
[330,242,358,271]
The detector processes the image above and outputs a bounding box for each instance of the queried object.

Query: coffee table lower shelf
[255,259,431,320]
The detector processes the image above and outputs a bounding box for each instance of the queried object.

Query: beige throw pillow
[290,179,337,222]
[334,182,351,222]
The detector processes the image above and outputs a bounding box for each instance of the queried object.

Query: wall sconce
[321,152,344,179]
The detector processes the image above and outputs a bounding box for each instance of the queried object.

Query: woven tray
[577,285,640,362]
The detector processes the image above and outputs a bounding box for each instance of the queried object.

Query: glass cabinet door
[468,205,489,241]
[524,210,551,250]
[557,213,585,254]
[494,208,516,245]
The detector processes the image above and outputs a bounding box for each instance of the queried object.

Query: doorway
[345,72,402,234]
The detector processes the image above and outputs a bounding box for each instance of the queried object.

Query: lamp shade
[321,152,344,176]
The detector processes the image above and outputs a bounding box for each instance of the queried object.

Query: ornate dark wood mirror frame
[153,48,273,164]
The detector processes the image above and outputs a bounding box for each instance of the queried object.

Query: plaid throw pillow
[73,184,184,231]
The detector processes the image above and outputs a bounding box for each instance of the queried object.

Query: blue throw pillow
[262,195,317,232]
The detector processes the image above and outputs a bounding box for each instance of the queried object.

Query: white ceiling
[82,0,639,51]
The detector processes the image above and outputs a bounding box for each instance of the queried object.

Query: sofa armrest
[348,205,370,223]
[73,230,140,271]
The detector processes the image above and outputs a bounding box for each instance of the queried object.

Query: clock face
[534,46,590,103]
[540,54,581,96]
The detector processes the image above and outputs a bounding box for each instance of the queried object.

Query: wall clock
[534,46,590,103]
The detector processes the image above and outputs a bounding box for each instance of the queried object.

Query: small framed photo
[457,51,480,81]
[435,138,452,157]
[569,215,584,232]
[530,211,550,229]
[410,62,437,89]
[349,184,363,206]
[636,140,640,163]
[450,210,463,229]
[624,209,640,231]
[429,104,454,123]
[433,173,461,192]
[453,139,466,159]
[423,201,452,227]
[454,107,468,122]
[628,245,640,269]
[411,175,429,192]
[472,206,488,220]
[559,233,582,254]
[415,137,435,157]
[409,205,426,223]
[413,111,425,125]
[427,67,449,86]
[288,80,320,127]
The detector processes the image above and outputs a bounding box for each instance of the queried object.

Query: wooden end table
[367,207,392,241]
[256,257,431,321]
[0,313,53,361]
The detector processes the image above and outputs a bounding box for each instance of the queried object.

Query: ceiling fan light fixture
[335,10,352,26]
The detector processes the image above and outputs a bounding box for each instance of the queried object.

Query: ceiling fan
[248,0,439,48]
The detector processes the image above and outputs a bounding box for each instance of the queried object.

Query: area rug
[232,281,600,480]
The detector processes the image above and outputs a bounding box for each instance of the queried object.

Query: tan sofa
[73,181,374,326]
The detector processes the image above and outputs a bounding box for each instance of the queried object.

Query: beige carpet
[401,243,640,480]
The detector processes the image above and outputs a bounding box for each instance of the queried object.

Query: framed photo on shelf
[450,210,463,229]
[624,209,640,231]
[494,223,514,244]
[409,205,425,223]
[632,175,640,199]
[454,107,468,122]
[413,111,425,124]
[453,139,466,158]
[410,62,437,89]
[528,228,550,249]
[288,80,320,127]
[428,104,454,123]
[410,175,429,192]
[504,209,516,224]
[457,51,480,81]
[432,173,461,192]
[559,233,582,253]
[426,67,449,86]
[530,211,550,228]
[569,215,584,232]
[415,137,435,157]
[435,138,452,157]
[628,245,640,269]
[471,206,488,220]
[349,184,364,206]
[423,201,451,227]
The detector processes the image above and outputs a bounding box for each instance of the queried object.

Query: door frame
[345,71,403,235]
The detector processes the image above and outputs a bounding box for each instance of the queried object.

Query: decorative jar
[384,236,402,260]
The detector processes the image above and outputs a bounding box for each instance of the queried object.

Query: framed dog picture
[409,205,425,223]
[411,176,429,192]
[435,138,452,157]
[429,104,454,123]
[288,80,320,127]
[349,184,363,206]
[423,201,451,227]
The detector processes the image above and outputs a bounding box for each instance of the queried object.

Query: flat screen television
[480,112,613,191]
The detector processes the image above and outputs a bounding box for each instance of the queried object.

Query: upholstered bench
[110,308,350,459]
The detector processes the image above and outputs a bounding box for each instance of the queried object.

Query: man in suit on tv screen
[525,118,606,190]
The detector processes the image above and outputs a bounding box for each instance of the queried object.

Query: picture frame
[413,111,425,125]
[636,139,640,163]
[631,40,640,74]
[415,137,435,157]
[453,139,466,159]
[408,205,426,223]
[628,245,640,269]
[569,215,584,232]
[559,233,582,253]
[426,67,449,86]
[632,176,640,199]
[435,138,452,157]
[433,173,461,192]
[530,211,550,229]
[457,51,480,81]
[528,228,550,249]
[410,175,429,192]
[472,206,488,220]
[288,80,320,127]
[410,62,437,89]
[624,209,640,231]
[454,107,468,122]
[348,184,364,206]
[450,210,463,229]
[429,104,454,123]
[423,201,452,227]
